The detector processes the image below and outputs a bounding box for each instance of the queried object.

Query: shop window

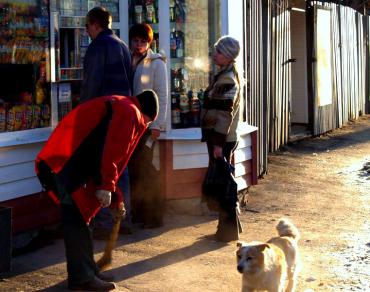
[54,0,121,120]
[0,0,50,133]
[170,0,220,129]
[128,0,159,53]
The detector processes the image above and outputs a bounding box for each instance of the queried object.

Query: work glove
[95,190,112,208]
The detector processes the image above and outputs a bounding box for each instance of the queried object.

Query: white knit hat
[214,36,240,61]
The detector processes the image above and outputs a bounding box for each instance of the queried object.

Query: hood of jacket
[142,48,166,64]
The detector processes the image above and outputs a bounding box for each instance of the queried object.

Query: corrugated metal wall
[246,0,291,176]
[246,0,368,176]
[308,1,366,133]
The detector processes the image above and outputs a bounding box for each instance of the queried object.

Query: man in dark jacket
[81,7,133,238]
[80,7,131,102]
[35,91,158,291]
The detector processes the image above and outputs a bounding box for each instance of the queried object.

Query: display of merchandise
[88,0,119,22]
[0,1,49,64]
[56,1,89,82]
[129,0,159,53]
[0,1,51,132]
[169,0,210,129]
[129,0,158,25]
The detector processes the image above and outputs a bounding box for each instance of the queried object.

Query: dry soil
[0,115,369,292]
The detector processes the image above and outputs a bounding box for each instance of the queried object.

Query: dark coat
[80,29,132,102]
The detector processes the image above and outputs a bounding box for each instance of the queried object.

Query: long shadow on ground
[36,236,225,291]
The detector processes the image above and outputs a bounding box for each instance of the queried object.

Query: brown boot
[68,276,116,291]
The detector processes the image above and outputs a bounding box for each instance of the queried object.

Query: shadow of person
[35,237,225,291]
[109,236,227,282]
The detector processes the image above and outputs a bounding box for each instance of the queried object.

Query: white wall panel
[173,154,209,170]
[234,162,248,177]
[0,162,36,184]
[173,140,208,155]
[235,176,248,191]
[236,135,252,149]
[234,147,252,164]
[0,143,43,202]
[0,177,42,202]
[0,143,42,167]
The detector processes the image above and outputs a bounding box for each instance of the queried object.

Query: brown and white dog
[236,218,301,292]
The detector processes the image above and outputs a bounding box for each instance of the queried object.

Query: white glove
[95,190,112,208]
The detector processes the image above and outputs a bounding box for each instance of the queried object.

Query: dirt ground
[0,115,369,292]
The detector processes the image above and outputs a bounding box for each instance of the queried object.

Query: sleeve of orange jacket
[98,101,146,193]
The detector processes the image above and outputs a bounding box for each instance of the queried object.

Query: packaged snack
[0,105,6,132]
[31,104,42,128]
[7,105,24,131]
[23,104,33,129]
[40,104,51,127]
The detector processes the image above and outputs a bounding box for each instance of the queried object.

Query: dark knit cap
[135,90,159,121]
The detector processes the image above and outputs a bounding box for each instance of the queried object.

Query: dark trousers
[61,203,98,285]
[206,141,241,241]
[129,130,164,227]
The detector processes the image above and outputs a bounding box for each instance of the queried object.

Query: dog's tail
[276,218,300,241]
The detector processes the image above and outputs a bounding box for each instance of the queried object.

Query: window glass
[128,0,159,53]
[0,0,51,132]
[170,0,220,129]
[89,0,119,22]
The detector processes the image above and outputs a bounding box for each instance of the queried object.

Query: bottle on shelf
[170,29,177,58]
[176,30,184,58]
[145,0,156,23]
[197,89,205,106]
[134,0,144,24]
[169,0,176,22]
[190,90,200,127]
[171,92,181,128]
[179,90,190,127]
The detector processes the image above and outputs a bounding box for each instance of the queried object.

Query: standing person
[80,6,132,238]
[201,36,241,242]
[80,6,131,102]
[35,91,159,291]
[128,23,168,228]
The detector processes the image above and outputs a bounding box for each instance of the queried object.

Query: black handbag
[202,158,238,213]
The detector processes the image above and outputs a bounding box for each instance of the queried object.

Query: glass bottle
[134,0,144,24]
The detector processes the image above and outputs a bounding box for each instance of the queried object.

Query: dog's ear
[257,243,270,251]
[236,241,244,248]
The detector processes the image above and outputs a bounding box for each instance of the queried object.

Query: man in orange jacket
[35,90,158,291]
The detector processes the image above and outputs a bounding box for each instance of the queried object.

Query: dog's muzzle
[237,264,244,273]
